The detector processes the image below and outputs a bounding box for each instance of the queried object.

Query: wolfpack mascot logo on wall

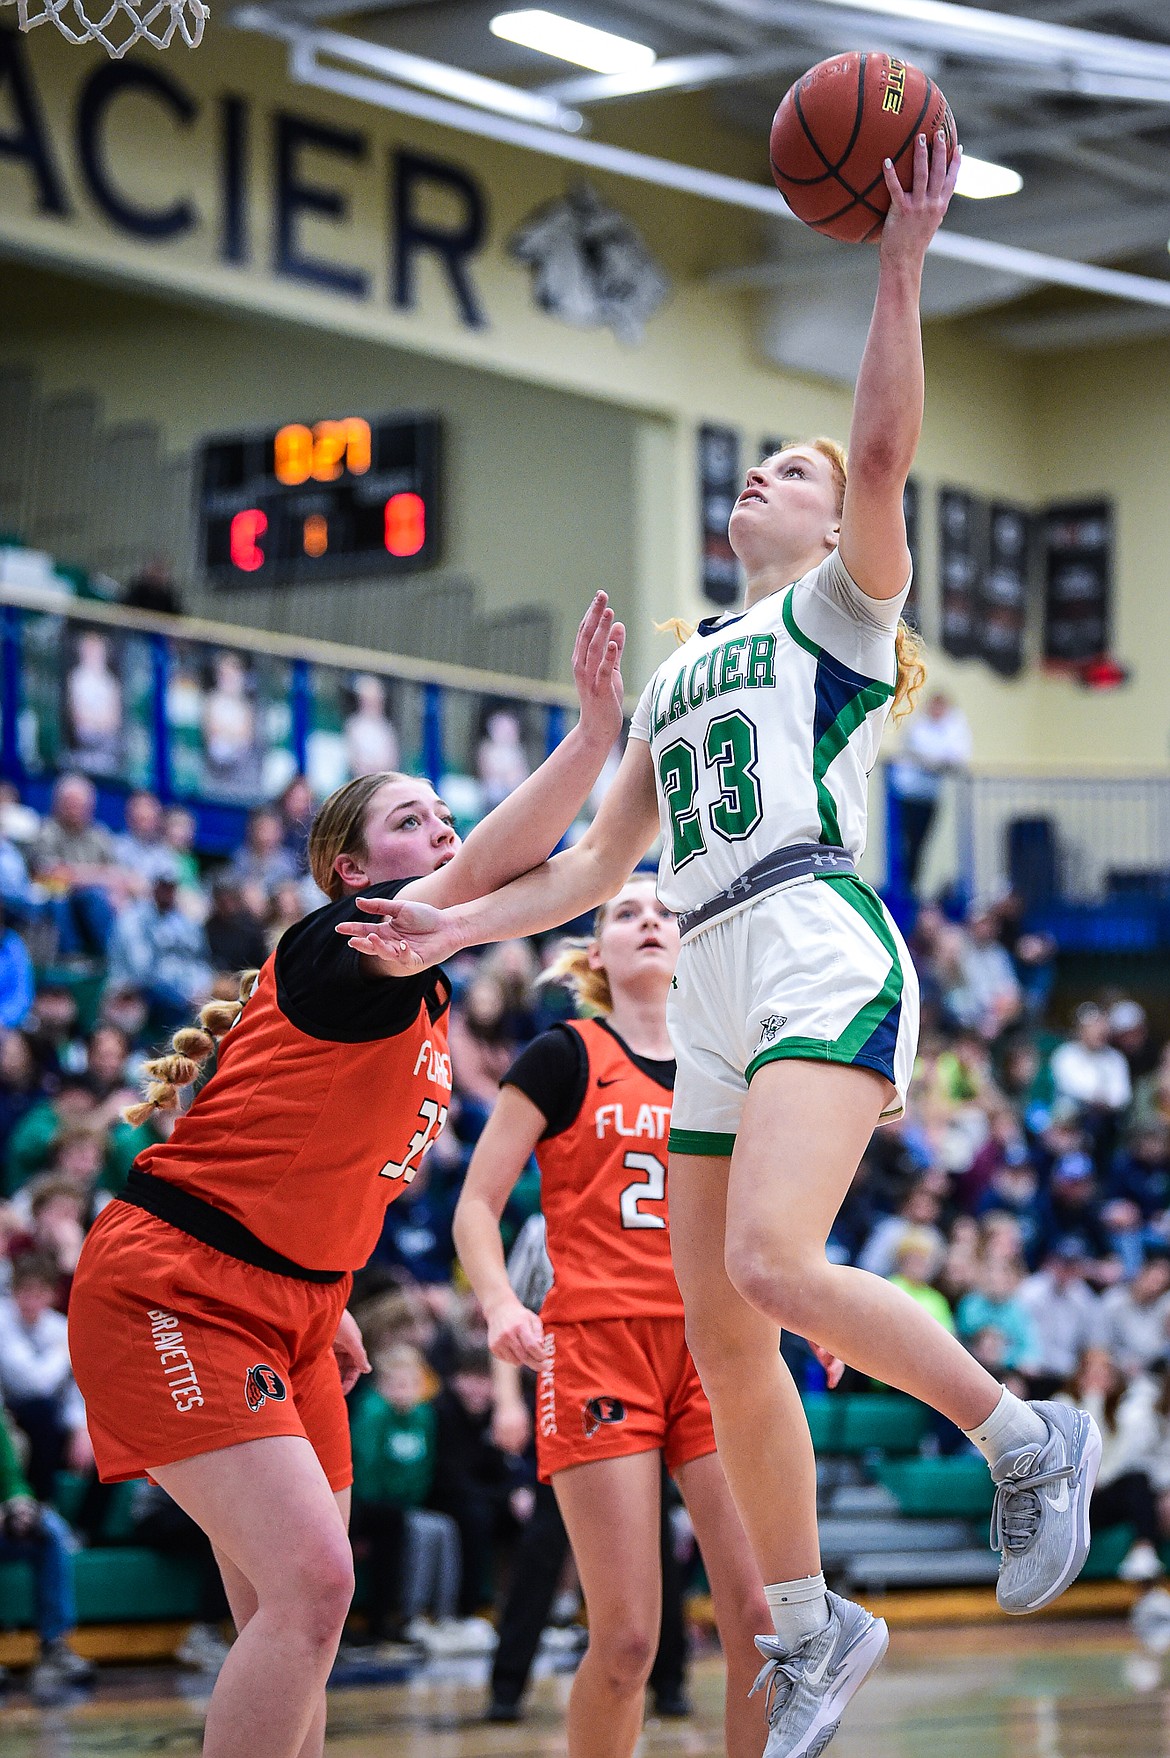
[510,182,670,346]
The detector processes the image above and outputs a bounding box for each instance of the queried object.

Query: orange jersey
[135,886,451,1273]
[515,1018,680,1325]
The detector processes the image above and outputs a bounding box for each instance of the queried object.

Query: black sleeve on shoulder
[274,881,434,1043]
[502,1025,589,1139]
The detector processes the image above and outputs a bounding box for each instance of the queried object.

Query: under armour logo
[759,1015,787,1044]
[727,874,754,900]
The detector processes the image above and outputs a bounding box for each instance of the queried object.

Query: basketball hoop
[0,0,208,56]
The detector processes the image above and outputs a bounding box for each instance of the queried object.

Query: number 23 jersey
[504,1017,679,1324]
[629,550,910,916]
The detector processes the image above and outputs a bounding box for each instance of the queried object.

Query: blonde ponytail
[122,970,260,1127]
[538,897,623,1017]
[892,619,926,722]
[656,617,695,647]
[540,939,613,1017]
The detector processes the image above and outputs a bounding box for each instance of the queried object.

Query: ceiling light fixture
[490,9,656,75]
[955,154,1023,200]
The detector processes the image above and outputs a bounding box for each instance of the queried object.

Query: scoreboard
[199,414,441,586]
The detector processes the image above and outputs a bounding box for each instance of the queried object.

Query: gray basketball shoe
[750,1591,889,1758]
[991,1400,1102,1615]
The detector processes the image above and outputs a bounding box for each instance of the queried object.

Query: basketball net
[0,0,207,56]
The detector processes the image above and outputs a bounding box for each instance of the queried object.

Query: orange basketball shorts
[68,1201,353,1490]
[535,1314,716,1484]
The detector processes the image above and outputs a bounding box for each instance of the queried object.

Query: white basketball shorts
[666,872,920,1156]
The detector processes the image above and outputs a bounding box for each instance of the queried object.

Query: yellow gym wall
[0,28,1165,772]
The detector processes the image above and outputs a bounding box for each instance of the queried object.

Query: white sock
[764,1573,831,1650]
[963,1387,1048,1467]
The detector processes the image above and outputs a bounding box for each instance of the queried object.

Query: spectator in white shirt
[0,1254,90,1497]
[888,690,972,892]
[1051,1002,1133,1173]
[1096,1252,1170,1379]
[1017,1241,1102,1397]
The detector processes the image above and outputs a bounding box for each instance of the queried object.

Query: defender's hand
[571,592,626,750]
[335,895,465,974]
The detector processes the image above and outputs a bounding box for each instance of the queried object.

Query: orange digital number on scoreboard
[274,418,372,486]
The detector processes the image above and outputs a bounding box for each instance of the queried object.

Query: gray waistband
[676,843,856,940]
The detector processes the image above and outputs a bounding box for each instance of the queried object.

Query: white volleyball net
[0,0,208,56]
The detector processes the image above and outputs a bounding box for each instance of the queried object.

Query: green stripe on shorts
[744,873,903,1084]
[668,1127,737,1157]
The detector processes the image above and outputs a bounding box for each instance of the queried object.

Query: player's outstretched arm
[405,591,625,910]
[454,1087,549,1370]
[840,131,961,601]
[335,735,660,972]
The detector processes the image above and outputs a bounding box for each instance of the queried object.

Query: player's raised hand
[334,894,464,973]
[571,591,626,751]
[485,1293,546,1370]
[880,129,961,264]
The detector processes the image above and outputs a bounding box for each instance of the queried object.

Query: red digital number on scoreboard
[384,492,426,558]
[230,508,267,572]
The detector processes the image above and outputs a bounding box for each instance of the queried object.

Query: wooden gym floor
[3,1621,1170,1757]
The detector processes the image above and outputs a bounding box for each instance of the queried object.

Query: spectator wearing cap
[106,862,213,1031]
[1110,999,1159,1083]
[29,775,127,960]
[972,1151,1043,1268]
[1032,1151,1120,1280]
[1109,1121,1170,1224]
[1051,1002,1132,1173]
[1096,1251,1170,1380]
[204,875,269,975]
[1016,1241,1103,1397]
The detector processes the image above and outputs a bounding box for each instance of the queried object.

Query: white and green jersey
[629,551,909,916]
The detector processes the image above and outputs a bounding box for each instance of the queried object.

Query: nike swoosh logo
[597,1077,622,1088]
[804,1647,835,1687]
[1047,1480,1070,1513]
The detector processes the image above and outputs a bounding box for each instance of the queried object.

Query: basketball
[770,52,957,243]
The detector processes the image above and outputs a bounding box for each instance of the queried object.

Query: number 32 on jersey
[378,1098,449,1184]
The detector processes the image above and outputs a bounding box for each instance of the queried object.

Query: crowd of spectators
[2,766,1170,1701]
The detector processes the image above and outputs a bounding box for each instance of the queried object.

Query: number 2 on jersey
[658,710,762,870]
[378,1098,448,1184]
[619,1150,667,1230]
